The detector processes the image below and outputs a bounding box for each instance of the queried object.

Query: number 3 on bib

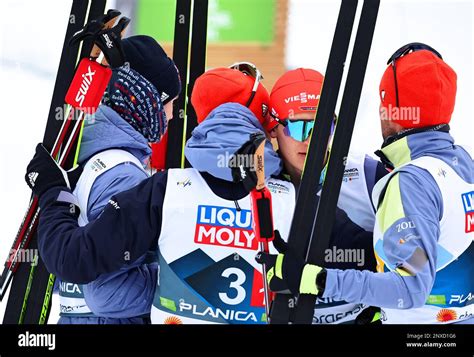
[219,268,246,305]
[217,265,267,309]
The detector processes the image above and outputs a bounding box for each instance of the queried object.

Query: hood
[184,103,282,182]
[78,105,152,165]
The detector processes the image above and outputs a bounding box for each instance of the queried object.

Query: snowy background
[0,0,472,323]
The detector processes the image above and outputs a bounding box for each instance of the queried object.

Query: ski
[164,0,209,170]
[161,0,208,169]
[163,0,193,169]
[268,0,359,324]
[184,0,209,161]
[63,0,108,171]
[292,0,379,324]
[1,0,91,323]
[22,0,112,325]
[2,4,129,324]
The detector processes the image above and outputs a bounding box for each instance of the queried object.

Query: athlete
[267,68,388,323]
[27,66,294,324]
[257,43,474,324]
[56,35,180,324]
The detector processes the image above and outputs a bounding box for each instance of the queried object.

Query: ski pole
[248,133,275,321]
[0,9,128,301]
[14,11,132,325]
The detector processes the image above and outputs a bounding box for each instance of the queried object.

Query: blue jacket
[322,131,474,314]
[38,172,373,282]
[37,107,372,276]
[185,103,282,180]
[37,103,377,323]
[58,105,157,324]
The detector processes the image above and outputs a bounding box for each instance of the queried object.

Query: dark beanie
[122,35,181,105]
[103,66,167,143]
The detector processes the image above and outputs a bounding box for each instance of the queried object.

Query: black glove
[25,144,83,197]
[354,306,382,324]
[256,230,326,296]
[231,132,266,192]
[69,10,130,68]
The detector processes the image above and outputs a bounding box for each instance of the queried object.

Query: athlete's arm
[37,171,167,284]
[323,167,441,309]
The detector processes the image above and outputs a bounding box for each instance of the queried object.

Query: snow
[0,0,472,324]
[0,0,124,324]
[0,0,73,323]
[0,64,62,323]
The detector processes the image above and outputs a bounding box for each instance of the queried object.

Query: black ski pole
[293,0,380,324]
[22,0,112,325]
[165,0,193,169]
[269,0,359,324]
[62,0,108,171]
[184,0,208,168]
[3,6,129,324]
[1,0,91,323]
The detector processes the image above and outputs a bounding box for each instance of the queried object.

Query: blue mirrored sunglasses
[282,116,337,142]
[283,120,314,142]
